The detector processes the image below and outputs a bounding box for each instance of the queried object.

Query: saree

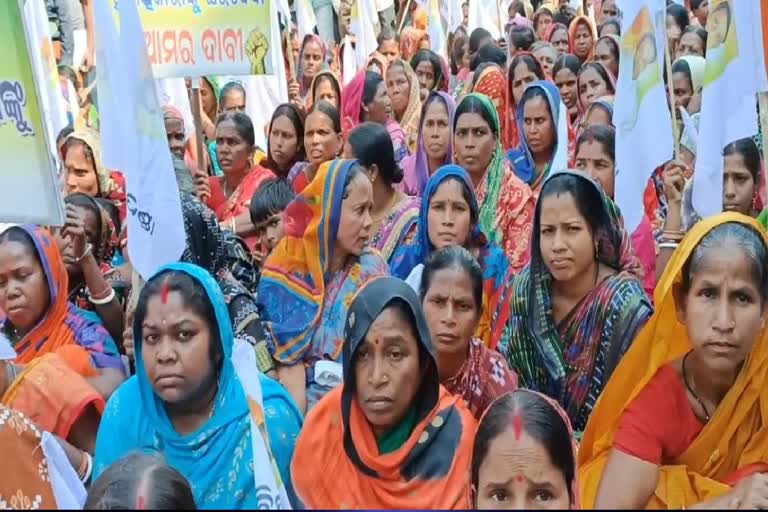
[578,213,768,509]
[390,59,423,154]
[569,15,597,62]
[507,80,571,197]
[341,69,366,137]
[296,34,328,100]
[390,165,514,350]
[2,353,105,441]
[291,277,477,509]
[258,160,388,405]
[444,338,518,420]
[93,263,290,510]
[0,405,58,509]
[471,64,511,149]
[180,196,274,374]
[370,195,420,262]
[66,129,127,222]
[458,93,536,273]
[399,91,456,196]
[206,165,276,249]
[500,171,653,432]
[3,226,123,375]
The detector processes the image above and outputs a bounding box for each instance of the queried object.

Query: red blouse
[614,365,704,465]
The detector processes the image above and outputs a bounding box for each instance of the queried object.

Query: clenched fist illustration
[246,30,269,74]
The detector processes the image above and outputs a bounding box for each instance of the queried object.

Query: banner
[692,0,768,218]
[350,0,378,68]
[98,0,186,279]
[0,0,64,225]
[614,0,673,233]
[468,0,501,40]
[428,0,447,58]
[114,0,276,79]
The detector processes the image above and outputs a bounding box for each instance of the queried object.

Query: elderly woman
[259,160,388,412]
[580,215,768,509]
[291,277,477,508]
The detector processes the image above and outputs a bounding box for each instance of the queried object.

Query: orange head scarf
[579,213,768,509]
[569,15,597,62]
[471,64,511,149]
[4,225,120,375]
[291,277,477,509]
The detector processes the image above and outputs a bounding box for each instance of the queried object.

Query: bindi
[515,474,524,483]
[136,495,145,510]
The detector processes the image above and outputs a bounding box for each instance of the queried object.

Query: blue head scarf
[507,80,570,186]
[94,262,288,509]
[390,164,480,279]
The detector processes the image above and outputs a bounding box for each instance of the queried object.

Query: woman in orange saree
[291,277,476,509]
[579,213,768,509]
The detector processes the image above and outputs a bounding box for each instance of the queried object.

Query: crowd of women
[4,0,768,509]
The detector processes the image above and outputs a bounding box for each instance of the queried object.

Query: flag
[98,0,186,279]
[342,35,358,86]
[614,0,673,233]
[445,0,463,33]
[692,0,768,218]
[22,0,67,164]
[762,0,768,78]
[468,0,501,40]
[93,0,127,171]
[295,0,318,40]
[349,0,378,67]
[428,0,447,58]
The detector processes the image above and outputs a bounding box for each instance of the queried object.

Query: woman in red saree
[206,112,275,251]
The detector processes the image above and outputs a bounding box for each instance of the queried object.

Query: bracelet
[74,243,93,264]
[659,242,680,250]
[661,230,684,240]
[88,287,116,305]
[79,452,93,484]
[77,451,88,480]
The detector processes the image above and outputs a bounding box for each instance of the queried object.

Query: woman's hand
[195,171,212,204]
[61,204,90,266]
[288,78,302,106]
[661,160,688,205]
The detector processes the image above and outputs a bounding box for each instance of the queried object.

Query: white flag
[109,0,186,279]
[22,0,68,162]
[296,0,318,41]
[93,0,127,171]
[468,0,501,40]
[692,0,768,218]
[350,0,378,68]
[614,0,673,233]
[445,0,464,33]
[342,35,358,86]
[428,0,447,58]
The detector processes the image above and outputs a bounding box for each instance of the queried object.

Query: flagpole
[663,5,680,158]
[397,0,412,32]
[760,93,768,178]
[189,77,207,187]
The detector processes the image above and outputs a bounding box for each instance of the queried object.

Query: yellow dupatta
[578,212,768,509]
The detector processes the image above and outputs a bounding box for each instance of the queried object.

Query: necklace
[682,352,711,422]
[372,191,399,225]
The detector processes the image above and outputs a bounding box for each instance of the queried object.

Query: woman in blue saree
[93,263,298,509]
[390,165,513,350]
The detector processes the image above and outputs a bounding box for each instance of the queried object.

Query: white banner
[692,0,768,218]
[614,0,673,233]
[96,0,186,279]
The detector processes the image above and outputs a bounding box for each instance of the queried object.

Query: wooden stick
[284,29,297,81]
[759,92,768,188]
[663,4,680,158]
[397,0,413,32]
[189,78,207,181]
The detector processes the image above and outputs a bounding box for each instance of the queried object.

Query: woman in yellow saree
[578,212,768,509]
